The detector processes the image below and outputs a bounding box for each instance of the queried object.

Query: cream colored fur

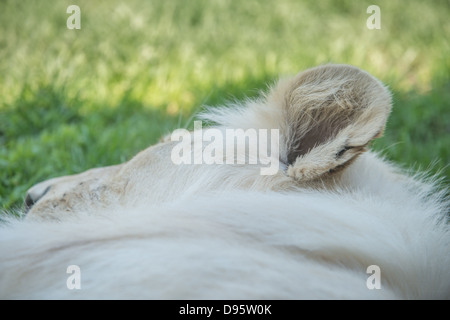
[0,64,448,299]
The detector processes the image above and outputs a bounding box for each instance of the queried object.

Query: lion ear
[272,64,392,181]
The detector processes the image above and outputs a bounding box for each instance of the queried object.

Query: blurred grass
[1,0,449,211]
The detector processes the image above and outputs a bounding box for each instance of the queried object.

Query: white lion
[1,64,448,299]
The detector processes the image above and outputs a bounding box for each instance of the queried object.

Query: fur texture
[1,64,448,299]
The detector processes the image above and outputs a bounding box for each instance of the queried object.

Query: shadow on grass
[0,73,277,212]
[372,80,450,179]
[1,74,448,212]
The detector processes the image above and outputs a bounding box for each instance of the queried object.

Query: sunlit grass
[1,0,449,210]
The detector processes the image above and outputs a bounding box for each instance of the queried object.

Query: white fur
[0,152,448,299]
[1,65,448,299]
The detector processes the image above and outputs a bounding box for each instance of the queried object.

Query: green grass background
[1,0,449,211]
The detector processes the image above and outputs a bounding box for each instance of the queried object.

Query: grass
[1,0,449,212]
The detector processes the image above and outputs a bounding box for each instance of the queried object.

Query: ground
[1,0,449,212]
